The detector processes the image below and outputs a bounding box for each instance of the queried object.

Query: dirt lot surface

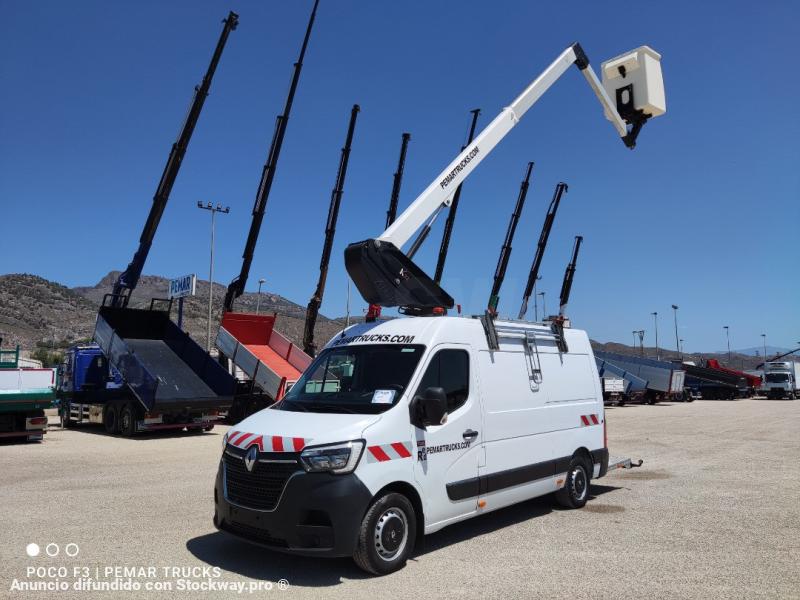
[2,399,798,599]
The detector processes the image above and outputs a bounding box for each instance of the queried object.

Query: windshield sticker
[372,389,396,404]
[332,334,416,347]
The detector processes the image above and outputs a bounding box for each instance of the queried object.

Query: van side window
[417,350,470,412]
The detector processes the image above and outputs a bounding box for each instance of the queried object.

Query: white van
[214,315,610,574]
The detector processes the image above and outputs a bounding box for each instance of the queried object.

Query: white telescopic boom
[379,44,628,250]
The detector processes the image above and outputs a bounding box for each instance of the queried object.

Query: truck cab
[215,316,609,574]
[763,361,799,399]
[58,344,124,401]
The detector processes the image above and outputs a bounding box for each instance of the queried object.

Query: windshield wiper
[309,403,356,414]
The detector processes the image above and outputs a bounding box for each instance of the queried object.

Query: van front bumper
[213,461,372,557]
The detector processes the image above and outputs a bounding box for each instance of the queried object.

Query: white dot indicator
[45,543,59,557]
[65,543,79,557]
[26,543,40,557]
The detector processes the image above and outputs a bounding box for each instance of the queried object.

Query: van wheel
[119,404,137,437]
[555,457,590,509]
[103,404,119,434]
[353,492,416,575]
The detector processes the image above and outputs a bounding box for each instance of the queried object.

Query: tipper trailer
[593,350,686,403]
[0,345,56,441]
[215,312,311,421]
[60,305,234,435]
[706,359,761,396]
[680,361,746,400]
[595,355,648,405]
[214,41,665,575]
[61,13,239,434]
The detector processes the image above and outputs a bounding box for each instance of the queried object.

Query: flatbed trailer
[0,346,56,441]
[60,304,235,436]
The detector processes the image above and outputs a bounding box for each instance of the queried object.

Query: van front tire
[353,492,416,575]
[555,457,590,509]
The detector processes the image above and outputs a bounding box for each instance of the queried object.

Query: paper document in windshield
[372,389,396,404]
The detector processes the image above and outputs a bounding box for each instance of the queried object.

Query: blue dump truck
[0,344,57,442]
[58,304,235,436]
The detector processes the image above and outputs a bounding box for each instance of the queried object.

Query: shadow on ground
[54,423,223,441]
[186,484,621,585]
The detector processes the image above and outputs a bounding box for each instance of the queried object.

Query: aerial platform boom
[345,43,665,311]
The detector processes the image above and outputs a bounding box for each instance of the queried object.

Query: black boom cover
[344,239,454,309]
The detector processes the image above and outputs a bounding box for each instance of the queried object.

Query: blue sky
[1,0,798,353]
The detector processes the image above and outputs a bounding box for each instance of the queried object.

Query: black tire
[103,404,119,434]
[60,404,75,428]
[119,403,137,437]
[555,456,591,509]
[353,492,417,575]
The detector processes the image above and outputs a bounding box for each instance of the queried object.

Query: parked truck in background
[601,376,626,405]
[763,361,800,399]
[0,344,56,442]
[58,305,235,435]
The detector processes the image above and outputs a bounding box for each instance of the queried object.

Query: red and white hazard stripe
[227,430,308,452]
[366,441,413,463]
[580,414,600,426]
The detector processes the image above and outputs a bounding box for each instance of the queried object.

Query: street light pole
[672,304,680,358]
[723,325,730,365]
[256,278,266,314]
[197,202,230,352]
[638,330,645,356]
[651,312,659,360]
[538,291,546,320]
[680,338,684,356]
[532,276,542,321]
[761,333,767,362]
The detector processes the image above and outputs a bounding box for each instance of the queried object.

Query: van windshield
[276,344,425,414]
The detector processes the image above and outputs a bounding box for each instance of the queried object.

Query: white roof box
[601,46,666,121]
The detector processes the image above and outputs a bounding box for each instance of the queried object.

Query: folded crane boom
[303,104,360,357]
[386,133,411,230]
[519,182,567,320]
[345,42,664,312]
[558,235,583,317]
[223,0,319,313]
[488,161,534,315]
[366,132,412,322]
[111,12,239,307]
[433,109,481,285]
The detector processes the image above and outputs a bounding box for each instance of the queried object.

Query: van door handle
[462,429,479,441]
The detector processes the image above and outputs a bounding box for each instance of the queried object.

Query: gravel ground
[1,399,798,599]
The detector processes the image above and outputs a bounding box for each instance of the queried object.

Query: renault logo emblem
[244,445,258,472]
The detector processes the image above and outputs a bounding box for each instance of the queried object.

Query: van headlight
[300,440,365,474]
[221,431,229,451]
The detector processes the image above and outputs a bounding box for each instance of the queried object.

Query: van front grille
[223,448,301,511]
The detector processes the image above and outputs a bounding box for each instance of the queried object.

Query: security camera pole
[197,202,230,351]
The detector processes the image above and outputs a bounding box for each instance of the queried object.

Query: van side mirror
[411,387,448,429]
